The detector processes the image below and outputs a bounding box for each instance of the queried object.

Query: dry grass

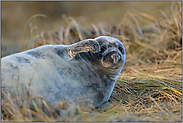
[1,2,182,122]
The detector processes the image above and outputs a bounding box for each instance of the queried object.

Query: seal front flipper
[64,39,101,61]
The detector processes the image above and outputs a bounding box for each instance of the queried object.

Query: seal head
[96,36,125,70]
[80,36,125,80]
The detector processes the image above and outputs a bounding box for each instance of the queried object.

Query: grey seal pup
[1,36,125,109]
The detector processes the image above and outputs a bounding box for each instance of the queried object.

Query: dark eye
[118,46,124,54]
[100,44,107,53]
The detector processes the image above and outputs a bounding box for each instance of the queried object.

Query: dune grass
[1,2,182,122]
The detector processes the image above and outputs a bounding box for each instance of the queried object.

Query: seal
[1,36,125,109]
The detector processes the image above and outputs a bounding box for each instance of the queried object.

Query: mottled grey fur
[1,36,125,109]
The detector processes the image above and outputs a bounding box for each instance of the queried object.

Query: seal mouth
[101,51,124,69]
[111,53,121,64]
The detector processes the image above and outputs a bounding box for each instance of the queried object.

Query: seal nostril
[111,54,120,64]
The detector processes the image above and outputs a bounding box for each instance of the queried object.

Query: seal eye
[100,44,107,53]
[118,46,124,55]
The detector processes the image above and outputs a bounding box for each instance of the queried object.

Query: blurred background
[1,1,172,57]
[1,2,182,122]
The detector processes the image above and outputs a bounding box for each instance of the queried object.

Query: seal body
[1,36,125,109]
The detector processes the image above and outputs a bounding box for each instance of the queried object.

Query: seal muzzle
[111,53,121,64]
[101,51,123,69]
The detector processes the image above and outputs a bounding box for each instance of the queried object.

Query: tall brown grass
[1,2,182,122]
